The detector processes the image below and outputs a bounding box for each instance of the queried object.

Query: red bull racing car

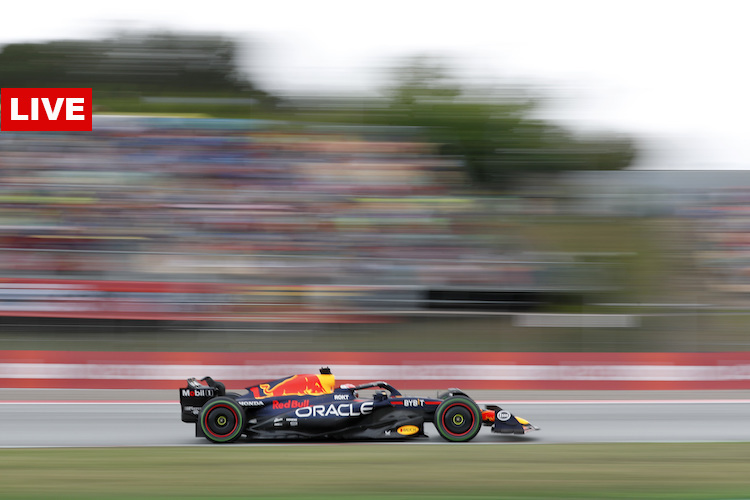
[180,367,539,443]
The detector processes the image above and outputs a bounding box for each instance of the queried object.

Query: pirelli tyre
[434,396,482,442]
[199,397,246,443]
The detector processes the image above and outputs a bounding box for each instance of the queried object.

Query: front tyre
[199,397,245,443]
[434,396,482,442]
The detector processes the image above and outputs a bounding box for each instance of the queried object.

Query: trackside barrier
[1,351,749,391]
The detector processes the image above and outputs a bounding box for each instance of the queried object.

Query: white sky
[2,0,749,170]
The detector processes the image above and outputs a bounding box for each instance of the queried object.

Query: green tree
[379,56,636,188]
[0,33,276,104]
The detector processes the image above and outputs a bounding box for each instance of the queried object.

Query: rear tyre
[434,396,482,442]
[199,397,245,443]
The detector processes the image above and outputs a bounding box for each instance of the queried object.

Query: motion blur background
[2,1,750,354]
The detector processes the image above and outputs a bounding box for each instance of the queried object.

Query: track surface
[2,397,749,447]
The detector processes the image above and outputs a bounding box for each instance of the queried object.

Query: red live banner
[1,88,92,131]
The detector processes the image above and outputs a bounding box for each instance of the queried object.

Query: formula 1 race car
[179,367,539,443]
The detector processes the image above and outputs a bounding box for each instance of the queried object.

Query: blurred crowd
[686,190,750,296]
[0,116,604,319]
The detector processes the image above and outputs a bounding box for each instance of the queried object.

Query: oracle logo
[1,88,92,131]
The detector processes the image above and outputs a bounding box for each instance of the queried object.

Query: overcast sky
[2,0,749,170]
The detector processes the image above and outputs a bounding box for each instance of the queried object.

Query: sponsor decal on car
[253,374,334,398]
[397,425,420,436]
[272,400,310,409]
[295,401,374,418]
[181,389,215,397]
[238,400,266,407]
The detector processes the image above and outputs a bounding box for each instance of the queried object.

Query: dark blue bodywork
[179,370,539,443]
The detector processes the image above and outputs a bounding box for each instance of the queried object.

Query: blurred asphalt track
[1,391,749,447]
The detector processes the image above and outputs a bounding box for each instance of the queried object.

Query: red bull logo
[248,374,335,398]
[272,400,310,409]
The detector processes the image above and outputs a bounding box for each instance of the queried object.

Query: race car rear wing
[180,377,223,423]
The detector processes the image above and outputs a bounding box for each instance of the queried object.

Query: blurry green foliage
[378,56,637,188]
[0,32,276,105]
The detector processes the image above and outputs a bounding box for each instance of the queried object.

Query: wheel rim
[441,402,476,437]
[204,404,239,439]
